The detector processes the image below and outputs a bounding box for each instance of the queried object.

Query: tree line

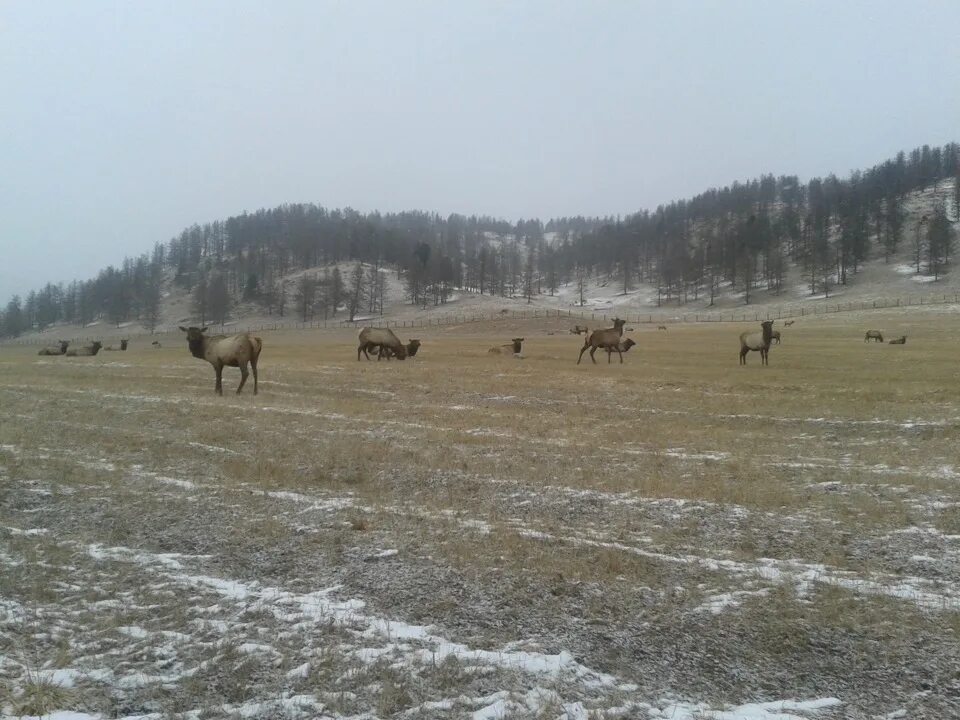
[3,143,958,338]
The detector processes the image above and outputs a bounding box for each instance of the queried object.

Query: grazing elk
[38,340,69,356]
[358,327,407,361]
[739,321,774,366]
[888,336,907,344]
[66,341,103,357]
[179,326,262,395]
[864,330,884,342]
[104,338,129,351]
[577,318,627,364]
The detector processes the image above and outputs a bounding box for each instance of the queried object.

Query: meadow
[2,309,959,719]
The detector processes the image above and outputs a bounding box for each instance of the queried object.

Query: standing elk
[104,338,129,351]
[358,327,407,360]
[179,326,262,395]
[739,321,774,366]
[577,318,627,364]
[38,340,69,355]
[783,320,795,327]
[657,325,668,331]
[569,325,588,335]
[770,330,781,345]
[864,330,884,342]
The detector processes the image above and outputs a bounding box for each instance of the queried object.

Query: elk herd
[30,313,912,397]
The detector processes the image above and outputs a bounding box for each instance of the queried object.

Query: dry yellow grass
[1,309,959,717]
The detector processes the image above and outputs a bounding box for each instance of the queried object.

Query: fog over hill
[2,143,958,339]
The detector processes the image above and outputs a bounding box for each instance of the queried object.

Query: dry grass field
[2,310,960,719]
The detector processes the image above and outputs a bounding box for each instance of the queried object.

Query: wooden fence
[4,292,960,346]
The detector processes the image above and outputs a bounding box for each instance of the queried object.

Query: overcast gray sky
[2,1,959,300]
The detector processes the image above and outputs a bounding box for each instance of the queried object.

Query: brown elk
[66,341,103,357]
[104,338,129,351]
[489,338,524,355]
[569,325,588,335]
[888,336,906,345]
[864,330,884,343]
[739,321,774,366]
[358,327,407,361]
[179,326,262,395]
[38,340,69,355]
[577,318,627,364]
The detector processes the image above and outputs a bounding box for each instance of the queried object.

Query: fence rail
[4,292,960,346]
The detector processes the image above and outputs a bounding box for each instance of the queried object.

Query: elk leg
[251,357,258,395]
[237,360,249,393]
[214,362,224,395]
[617,347,623,364]
[589,346,598,364]
[577,344,588,364]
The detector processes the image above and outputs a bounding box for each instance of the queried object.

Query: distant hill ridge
[2,142,958,338]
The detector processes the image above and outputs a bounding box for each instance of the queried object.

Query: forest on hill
[2,142,958,337]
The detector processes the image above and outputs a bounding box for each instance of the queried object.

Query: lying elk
[888,336,907,345]
[38,340,69,355]
[569,325,588,335]
[379,339,421,359]
[358,327,407,361]
[783,320,795,327]
[489,338,524,356]
[66,341,103,357]
[179,326,262,395]
[577,318,627,364]
[739,321,774,366]
[151,340,162,348]
[864,330,884,343]
[104,338,129,351]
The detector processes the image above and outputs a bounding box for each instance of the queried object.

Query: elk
[66,341,103,357]
[739,321,774,366]
[104,338,129,351]
[358,327,407,360]
[783,320,795,327]
[379,339,421,359]
[151,340,162,348]
[38,340,69,355]
[569,325,588,335]
[770,330,781,345]
[179,326,262,395]
[489,338,524,356]
[657,325,668,331]
[605,337,636,360]
[577,318,627,364]
[864,330,884,343]
[888,336,907,345]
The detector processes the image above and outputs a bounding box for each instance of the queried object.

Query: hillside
[3,144,959,341]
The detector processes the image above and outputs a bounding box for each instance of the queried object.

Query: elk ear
[179,326,188,332]
[201,327,209,333]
